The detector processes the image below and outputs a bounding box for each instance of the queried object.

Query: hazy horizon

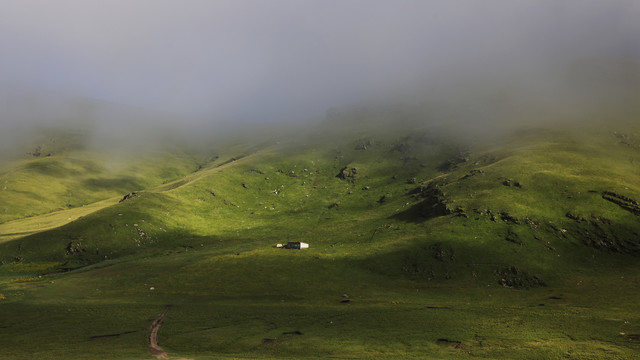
[1,0,639,134]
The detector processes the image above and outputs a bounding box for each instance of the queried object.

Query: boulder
[336,167,358,181]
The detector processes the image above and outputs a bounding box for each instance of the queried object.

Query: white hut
[276,242,309,249]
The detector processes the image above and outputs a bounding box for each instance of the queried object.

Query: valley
[1,118,639,359]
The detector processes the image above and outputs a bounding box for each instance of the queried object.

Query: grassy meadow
[0,117,639,359]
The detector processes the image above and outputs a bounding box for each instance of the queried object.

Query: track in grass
[149,306,171,359]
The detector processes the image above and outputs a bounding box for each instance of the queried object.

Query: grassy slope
[0,128,206,224]
[0,119,639,359]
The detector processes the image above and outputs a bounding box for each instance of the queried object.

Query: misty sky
[1,0,639,125]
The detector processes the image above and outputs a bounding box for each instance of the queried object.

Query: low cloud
[0,0,638,137]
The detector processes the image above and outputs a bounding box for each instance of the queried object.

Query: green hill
[0,115,639,359]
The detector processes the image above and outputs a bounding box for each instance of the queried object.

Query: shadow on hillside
[357,239,470,283]
[0,221,266,268]
[391,195,451,223]
[24,161,67,176]
[6,188,42,200]
[392,180,452,223]
[357,238,552,289]
[391,202,444,223]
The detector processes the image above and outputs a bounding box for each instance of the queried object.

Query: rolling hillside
[0,114,639,359]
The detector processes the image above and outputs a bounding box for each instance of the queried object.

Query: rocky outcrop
[602,191,640,215]
[502,179,522,188]
[409,181,452,218]
[460,169,484,180]
[500,212,520,224]
[336,167,358,182]
[495,266,545,289]
[66,240,86,255]
[437,151,470,172]
[119,192,138,203]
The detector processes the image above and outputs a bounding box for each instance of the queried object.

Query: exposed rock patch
[66,241,86,255]
[591,215,611,225]
[336,167,358,182]
[566,212,586,222]
[437,151,470,172]
[613,131,634,146]
[495,266,545,289]
[119,192,138,203]
[31,145,42,157]
[430,242,455,262]
[602,191,640,215]
[461,169,484,180]
[500,212,520,224]
[354,138,372,150]
[133,224,152,243]
[502,179,522,188]
[575,223,639,253]
[411,182,448,212]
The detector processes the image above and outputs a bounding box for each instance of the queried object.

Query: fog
[1,0,639,150]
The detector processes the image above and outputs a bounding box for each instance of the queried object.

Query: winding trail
[149,307,171,359]
[148,306,193,360]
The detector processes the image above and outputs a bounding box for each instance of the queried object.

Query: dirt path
[148,306,193,360]
[149,307,171,359]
